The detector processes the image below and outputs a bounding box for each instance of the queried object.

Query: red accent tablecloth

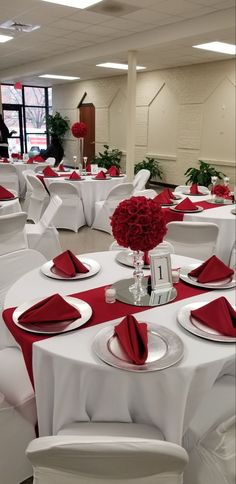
[163,200,225,223]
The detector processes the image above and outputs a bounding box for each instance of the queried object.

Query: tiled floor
[59,225,113,254]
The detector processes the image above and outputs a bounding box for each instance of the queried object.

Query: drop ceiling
[0,0,235,86]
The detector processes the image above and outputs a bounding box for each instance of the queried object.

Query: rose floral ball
[213,184,231,199]
[111,196,167,252]
[71,122,87,138]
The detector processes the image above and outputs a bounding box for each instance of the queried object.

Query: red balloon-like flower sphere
[71,122,87,138]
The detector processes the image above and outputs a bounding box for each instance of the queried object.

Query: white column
[126,51,137,181]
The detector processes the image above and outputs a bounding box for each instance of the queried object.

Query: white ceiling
[0,0,235,86]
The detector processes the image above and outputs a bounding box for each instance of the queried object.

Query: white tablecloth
[4,251,235,444]
[44,175,127,226]
[0,198,21,215]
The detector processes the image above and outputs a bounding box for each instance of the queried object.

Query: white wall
[53,58,235,186]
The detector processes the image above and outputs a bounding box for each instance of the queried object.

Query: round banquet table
[43,174,127,226]
[4,251,235,444]
[0,198,21,215]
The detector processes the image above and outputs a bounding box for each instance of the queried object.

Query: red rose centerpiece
[71,122,88,170]
[213,184,231,200]
[111,196,167,296]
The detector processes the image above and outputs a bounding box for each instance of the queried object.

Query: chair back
[37,195,62,230]
[229,241,236,270]
[26,173,49,199]
[48,182,78,198]
[133,170,150,191]
[106,182,134,202]
[0,212,28,256]
[0,163,19,194]
[109,240,174,254]
[165,221,219,259]
[133,189,156,198]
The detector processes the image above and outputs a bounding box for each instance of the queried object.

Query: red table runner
[3,280,209,385]
[163,200,225,223]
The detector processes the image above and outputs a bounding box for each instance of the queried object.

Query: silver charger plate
[172,194,182,200]
[40,257,100,280]
[92,322,184,372]
[12,296,92,334]
[179,264,236,289]
[177,302,236,343]
[182,190,207,196]
[170,205,204,213]
[112,278,177,306]
[92,176,111,180]
[160,200,179,206]
[115,250,150,269]
[231,208,236,215]
[206,198,232,205]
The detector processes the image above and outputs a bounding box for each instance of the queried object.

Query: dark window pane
[1,84,22,104]
[24,86,45,106]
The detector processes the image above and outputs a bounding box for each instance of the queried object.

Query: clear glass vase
[129,250,146,299]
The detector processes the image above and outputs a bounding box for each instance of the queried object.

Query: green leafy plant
[185,160,225,187]
[92,144,122,169]
[134,157,163,182]
[46,112,70,142]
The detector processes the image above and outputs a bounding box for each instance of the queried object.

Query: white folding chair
[26,422,188,484]
[132,188,157,198]
[26,173,50,223]
[0,211,28,256]
[174,185,210,194]
[0,163,19,196]
[92,182,134,234]
[0,347,36,484]
[164,221,219,259]
[132,169,150,191]
[229,241,236,270]
[47,182,86,232]
[183,375,236,484]
[25,195,62,259]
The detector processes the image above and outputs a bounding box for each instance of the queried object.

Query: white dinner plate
[205,198,233,205]
[40,257,100,280]
[179,264,236,289]
[115,250,150,269]
[181,190,207,196]
[170,205,204,213]
[177,302,236,342]
[92,322,184,372]
[12,296,92,334]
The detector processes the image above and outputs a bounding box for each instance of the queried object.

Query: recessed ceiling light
[41,0,103,8]
[0,34,13,43]
[96,62,146,70]
[193,42,236,55]
[39,74,80,80]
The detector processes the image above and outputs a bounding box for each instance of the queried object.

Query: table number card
[91,164,98,174]
[150,251,173,291]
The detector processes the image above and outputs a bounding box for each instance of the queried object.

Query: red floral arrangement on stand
[71,122,87,138]
[111,196,167,252]
[213,184,231,199]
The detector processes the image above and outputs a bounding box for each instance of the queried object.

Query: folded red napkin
[27,157,34,164]
[95,171,106,179]
[59,163,65,171]
[43,166,58,177]
[143,251,150,265]
[18,293,80,325]
[114,314,148,365]
[191,297,236,337]
[53,250,89,277]
[33,155,45,162]
[108,165,120,176]
[190,184,203,195]
[11,153,20,159]
[175,197,198,211]
[166,188,177,199]
[154,190,172,205]
[1,158,9,163]
[0,185,15,199]
[86,163,91,172]
[188,255,234,283]
[69,171,81,180]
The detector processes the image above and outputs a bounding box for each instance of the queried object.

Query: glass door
[2,104,24,155]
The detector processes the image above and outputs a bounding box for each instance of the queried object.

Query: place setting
[169,197,204,213]
[177,296,236,343]
[92,313,184,372]
[0,185,18,201]
[181,184,207,196]
[179,255,236,290]
[40,249,101,280]
[154,189,181,206]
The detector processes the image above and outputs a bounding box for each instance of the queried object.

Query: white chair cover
[0,211,28,256]
[48,182,86,232]
[229,241,236,270]
[132,189,157,198]
[132,170,151,191]
[26,422,188,484]
[0,163,19,195]
[26,173,50,223]
[109,240,175,254]
[164,221,219,259]
[92,182,134,234]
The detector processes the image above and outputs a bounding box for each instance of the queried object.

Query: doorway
[2,104,24,154]
[79,103,95,161]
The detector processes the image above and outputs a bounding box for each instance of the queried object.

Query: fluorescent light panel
[41,0,103,8]
[193,42,236,55]
[0,34,13,43]
[39,74,80,80]
[96,62,146,70]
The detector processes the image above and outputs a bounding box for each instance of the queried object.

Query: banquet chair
[164,222,219,260]
[0,248,47,348]
[229,241,236,270]
[0,163,19,196]
[22,169,35,211]
[26,173,50,223]
[0,211,28,256]
[0,347,36,484]
[47,182,86,232]
[132,188,157,198]
[25,195,62,259]
[183,374,236,484]
[174,185,210,194]
[132,169,151,191]
[109,240,175,254]
[26,422,188,484]
[92,182,134,234]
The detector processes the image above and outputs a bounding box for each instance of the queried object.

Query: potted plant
[92,144,122,170]
[46,112,70,141]
[184,160,225,187]
[134,157,163,184]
